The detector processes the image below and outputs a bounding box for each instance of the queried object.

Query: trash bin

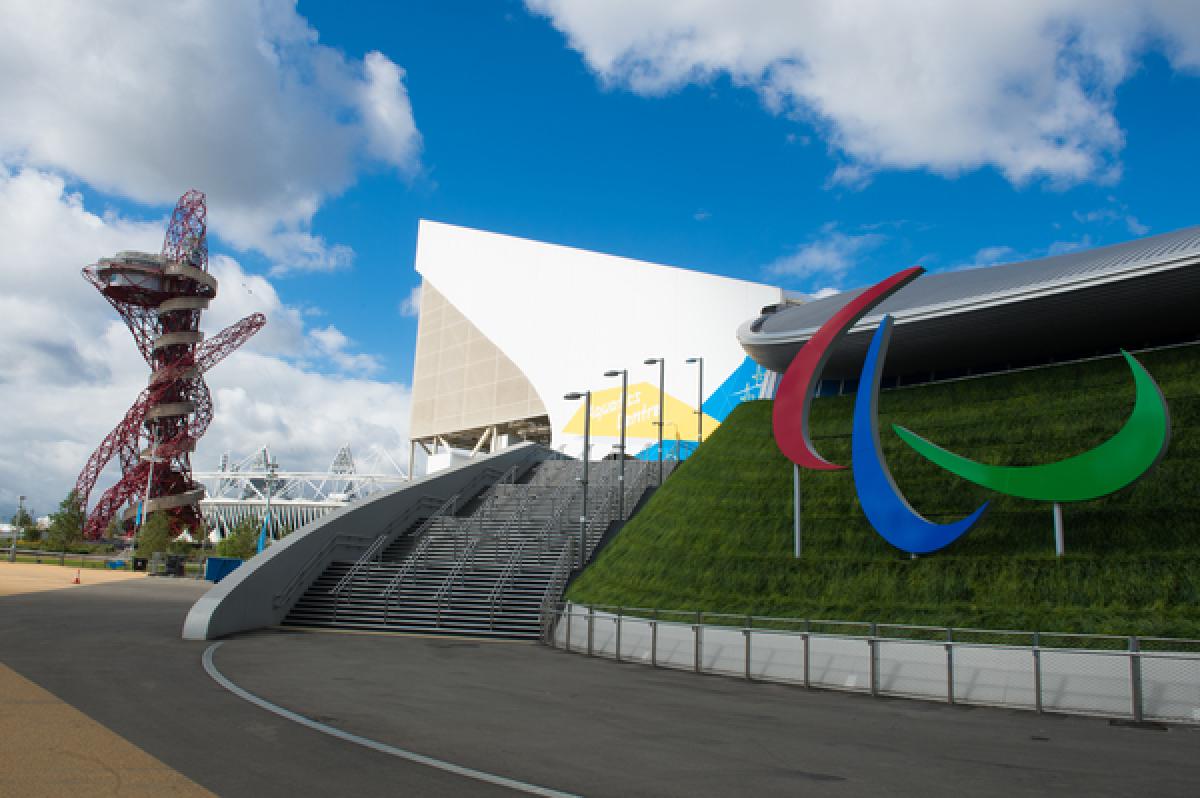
[132,557,148,572]
[204,557,242,583]
[165,554,186,577]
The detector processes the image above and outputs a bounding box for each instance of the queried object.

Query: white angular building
[409,221,785,471]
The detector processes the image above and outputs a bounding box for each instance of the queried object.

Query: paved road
[2,579,1198,796]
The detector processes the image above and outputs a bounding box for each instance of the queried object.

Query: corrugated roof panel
[752,224,1200,338]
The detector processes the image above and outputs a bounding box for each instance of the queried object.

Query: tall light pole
[9,494,25,562]
[686,357,704,451]
[644,358,664,485]
[603,369,628,518]
[257,456,279,554]
[564,391,591,568]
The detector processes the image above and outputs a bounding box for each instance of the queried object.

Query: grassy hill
[567,344,1200,638]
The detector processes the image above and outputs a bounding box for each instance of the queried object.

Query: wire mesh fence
[548,603,1200,725]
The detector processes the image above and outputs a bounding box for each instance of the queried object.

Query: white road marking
[202,642,580,798]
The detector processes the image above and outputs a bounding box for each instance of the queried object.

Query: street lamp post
[603,369,628,518]
[564,391,591,568]
[258,456,279,554]
[686,357,704,450]
[644,358,664,485]
[9,494,25,562]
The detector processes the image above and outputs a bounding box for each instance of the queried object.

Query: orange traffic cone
[72,569,81,585]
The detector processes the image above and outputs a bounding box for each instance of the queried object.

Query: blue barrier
[204,557,243,584]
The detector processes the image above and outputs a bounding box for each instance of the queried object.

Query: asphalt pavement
[1,578,1197,797]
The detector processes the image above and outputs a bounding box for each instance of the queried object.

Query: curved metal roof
[739,224,1200,376]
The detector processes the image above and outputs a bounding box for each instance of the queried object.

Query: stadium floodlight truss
[74,190,266,539]
[194,445,409,541]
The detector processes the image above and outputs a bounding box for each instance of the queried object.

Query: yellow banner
[561,381,719,441]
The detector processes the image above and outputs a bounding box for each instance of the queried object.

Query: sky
[2,0,1200,518]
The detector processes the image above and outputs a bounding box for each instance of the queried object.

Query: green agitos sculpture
[893,350,1171,502]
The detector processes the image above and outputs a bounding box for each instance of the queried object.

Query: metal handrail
[377,493,461,604]
[328,533,391,595]
[273,532,374,609]
[330,493,452,596]
[538,541,575,641]
[486,537,531,629]
[434,538,479,624]
[535,486,576,556]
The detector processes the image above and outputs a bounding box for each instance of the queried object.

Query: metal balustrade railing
[486,537,530,630]
[534,486,576,556]
[327,494,450,616]
[538,542,576,640]
[434,537,481,623]
[546,603,1200,725]
[274,532,376,610]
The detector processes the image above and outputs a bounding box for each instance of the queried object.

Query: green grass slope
[568,344,1200,637]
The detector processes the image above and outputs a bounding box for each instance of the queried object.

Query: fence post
[802,632,811,689]
[587,607,594,656]
[615,608,622,663]
[743,629,752,680]
[693,622,703,673]
[869,637,879,696]
[651,620,658,667]
[1033,632,1043,713]
[1129,636,1144,723]
[945,643,955,704]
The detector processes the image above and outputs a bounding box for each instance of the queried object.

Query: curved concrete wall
[182,442,553,640]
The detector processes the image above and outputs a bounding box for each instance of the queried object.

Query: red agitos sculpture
[75,190,266,539]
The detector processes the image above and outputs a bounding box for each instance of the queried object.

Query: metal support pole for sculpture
[1053,502,1065,557]
[793,464,802,558]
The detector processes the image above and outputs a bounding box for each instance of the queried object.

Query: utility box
[204,557,242,584]
[165,554,186,577]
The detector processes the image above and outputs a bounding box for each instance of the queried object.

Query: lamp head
[644,358,661,365]
[564,392,585,401]
[686,357,700,364]
[603,370,623,378]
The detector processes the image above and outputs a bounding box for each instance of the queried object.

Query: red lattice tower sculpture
[75,190,266,539]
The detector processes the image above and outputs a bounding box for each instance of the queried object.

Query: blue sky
[3,1,1200,514]
[289,0,1200,383]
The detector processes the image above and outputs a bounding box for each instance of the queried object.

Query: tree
[134,511,171,558]
[215,517,259,559]
[11,505,38,543]
[45,490,84,552]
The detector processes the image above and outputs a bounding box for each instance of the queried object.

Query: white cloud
[527,0,1200,186]
[1047,235,1093,256]
[0,1,421,271]
[398,284,423,317]
[358,51,423,174]
[307,325,384,376]
[1072,202,1150,236]
[0,166,408,515]
[766,223,885,283]
[971,246,1019,267]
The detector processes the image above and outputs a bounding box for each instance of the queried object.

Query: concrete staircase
[283,458,658,639]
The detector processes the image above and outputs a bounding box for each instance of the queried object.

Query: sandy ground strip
[0,662,214,797]
[0,562,146,597]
